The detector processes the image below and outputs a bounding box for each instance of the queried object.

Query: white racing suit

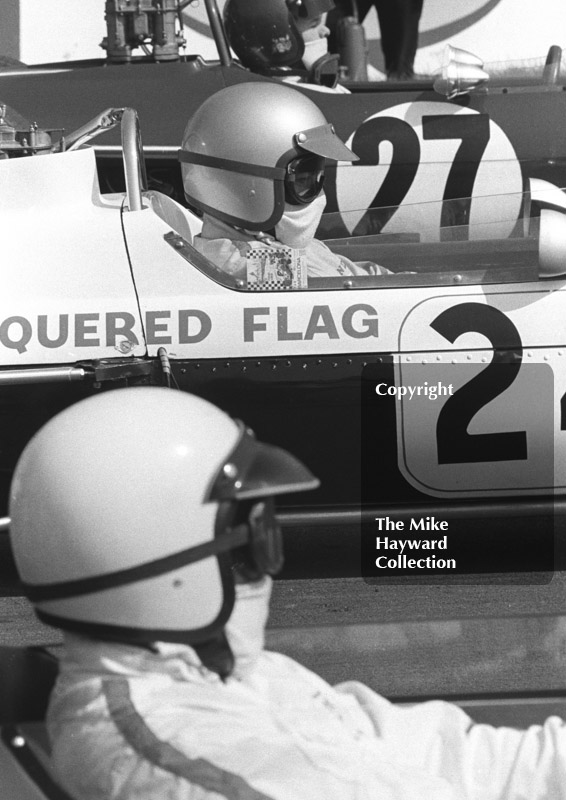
[192,213,390,282]
[47,579,566,800]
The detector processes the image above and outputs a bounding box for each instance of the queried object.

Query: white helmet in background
[9,387,318,648]
[178,82,358,231]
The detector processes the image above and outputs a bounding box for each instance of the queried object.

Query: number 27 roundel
[395,298,557,498]
[335,102,523,242]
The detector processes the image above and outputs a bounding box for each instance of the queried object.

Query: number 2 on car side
[396,295,565,497]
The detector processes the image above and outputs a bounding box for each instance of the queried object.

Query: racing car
[0,101,565,577]
[0,0,565,244]
[0,103,566,800]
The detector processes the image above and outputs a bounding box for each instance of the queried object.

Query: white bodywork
[3,142,566,501]
[0,148,145,364]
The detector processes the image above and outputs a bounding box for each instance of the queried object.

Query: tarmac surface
[2,574,566,702]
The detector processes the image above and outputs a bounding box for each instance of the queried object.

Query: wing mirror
[539,208,566,278]
[529,177,566,213]
[434,45,489,99]
[527,177,566,278]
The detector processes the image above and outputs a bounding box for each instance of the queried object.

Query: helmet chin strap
[192,631,234,681]
[193,576,273,681]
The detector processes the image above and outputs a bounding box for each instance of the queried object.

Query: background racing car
[0,0,565,244]
[1,12,566,793]
[0,112,566,784]
[0,102,564,576]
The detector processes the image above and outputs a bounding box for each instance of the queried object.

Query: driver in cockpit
[223,0,347,92]
[10,387,566,800]
[178,81,390,287]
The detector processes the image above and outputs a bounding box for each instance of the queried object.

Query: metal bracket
[80,357,156,386]
[164,231,241,289]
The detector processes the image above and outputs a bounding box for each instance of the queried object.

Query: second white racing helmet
[9,387,318,648]
[178,82,358,231]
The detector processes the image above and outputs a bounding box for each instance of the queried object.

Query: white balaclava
[302,35,330,71]
[274,191,327,249]
[224,576,273,679]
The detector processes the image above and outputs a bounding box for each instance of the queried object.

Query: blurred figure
[223,0,342,88]
[328,0,424,79]
[10,387,566,800]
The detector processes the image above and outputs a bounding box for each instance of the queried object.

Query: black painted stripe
[103,679,274,800]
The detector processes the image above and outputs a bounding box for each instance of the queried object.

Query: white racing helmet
[178,82,358,231]
[9,387,318,645]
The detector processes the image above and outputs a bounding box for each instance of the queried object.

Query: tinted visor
[284,154,325,205]
[209,423,319,501]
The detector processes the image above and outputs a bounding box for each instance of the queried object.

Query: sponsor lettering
[244,303,379,343]
[0,309,211,354]
[0,302,378,353]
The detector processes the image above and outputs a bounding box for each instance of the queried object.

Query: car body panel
[1,60,566,242]
[124,217,566,503]
[2,17,566,799]
[0,148,145,366]
[0,136,565,800]
[0,137,565,519]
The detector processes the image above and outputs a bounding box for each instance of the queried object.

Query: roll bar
[203,0,232,67]
[54,107,147,212]
[178,0,231,66]
[121,108,148,212]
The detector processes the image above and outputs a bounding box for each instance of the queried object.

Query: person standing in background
[328,0,424,78]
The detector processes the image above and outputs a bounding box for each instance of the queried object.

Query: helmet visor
[210,425,319,501]
[294,123,358,162]
[284,154,325,205]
